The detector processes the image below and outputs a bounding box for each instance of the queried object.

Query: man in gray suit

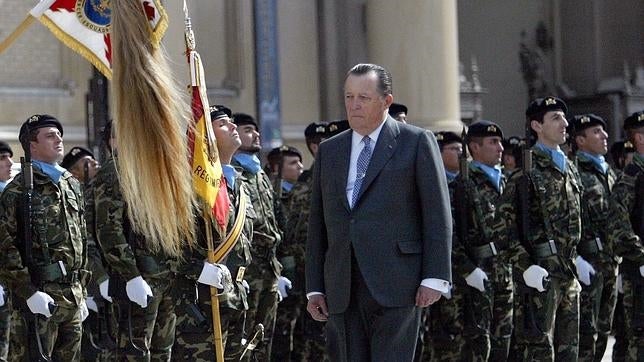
[305,63,452,361]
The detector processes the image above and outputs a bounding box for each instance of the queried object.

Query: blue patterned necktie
[351,136,373,208]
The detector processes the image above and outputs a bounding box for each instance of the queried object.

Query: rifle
[19,150,56,361]
[455,127,469,249]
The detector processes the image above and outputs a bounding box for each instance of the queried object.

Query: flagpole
[0,15,35,55]
[204,209,226,362]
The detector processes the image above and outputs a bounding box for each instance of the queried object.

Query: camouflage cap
[623,110,644,130]
[435,131,462,148]
[569,113,606,136]
[466,120,504,140]
[388,103,408,116]
[210,104,232,120]
[525,96,568,118]
[267,145,302,161]
[0,141,13,157]
[327,120,350,137]
[61,146,95,169]
[232,112,258,128]
[18,114,63,145]
[304,122,328,140]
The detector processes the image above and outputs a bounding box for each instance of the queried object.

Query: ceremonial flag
[29,0,168,79]
[187,46,229,234]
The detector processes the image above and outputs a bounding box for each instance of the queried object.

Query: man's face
[31,127,64,163]
[575,125,608,156]
[440,142,462,173]
[344,72,393,134]
[70,156,100,182]
[393,112,407,123]
[502,153,517,171]
[280,155,303,183]
[532,110,568,147]
[471,136,504,166]
[0,152,13,182]
[237,124,261,153]
[212,116,241,155]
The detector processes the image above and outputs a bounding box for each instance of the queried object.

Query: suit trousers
[326,252,421,362]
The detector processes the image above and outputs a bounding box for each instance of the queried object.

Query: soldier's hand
[79,299,89,322]
[198,262,231,290]
[277,276,292,301]
[99,279,113,303]
[574,256,596,286]
[126,276,153,308]
[522,265,549,292]
[0,284,5,307]
[86,296,99,313]
[26,291,55,317]
[307,294,329,321]
[465,267,488,292]
[416,286,441,307]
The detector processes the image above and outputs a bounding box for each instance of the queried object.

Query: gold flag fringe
[111,0,195,257]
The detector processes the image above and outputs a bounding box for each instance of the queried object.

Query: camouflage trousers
[242,259,279,361]
[114,275,176,361]
[460,261,514,362]
[621,270,644,362]
[271,290,303,361]
[512,274,581,361]
[9,299,83,361]
[612,288,627,362]
[173,281,247,361]
[293,312,328,361]
[80,302,118,361]
[577,260,618,361]
[0,294,10,362]
[421,284,465,361]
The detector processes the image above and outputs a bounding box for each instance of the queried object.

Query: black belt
[32,262,80,284]
[577,237,604,256]
[471,242,501,261]
[532,240,574,259]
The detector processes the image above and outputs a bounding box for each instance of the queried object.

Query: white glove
[99,279,113,303]
[442,289,452,300]
[198,262,230,288]
[126,276,153,308]
[277,276,292,301]
[86,296,99,313]
[26,291,55,317]
[79,299,89,322]
[617,274,624,294]
[465,267,488,292]
[575,256,597,286]
[640,265,644,278]
[242,280,250,294]
[0,285,5,307]
[522,265,549,292]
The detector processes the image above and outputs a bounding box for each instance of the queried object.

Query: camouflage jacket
[93,157,173,285]
[574,153,619,264]
[232,159,282,276]
[83,179,109,291]
[491,147,583,280]
[0,164,88,307]
[451,162,506,280]
[177,168,256,310]
[607,153,644,268]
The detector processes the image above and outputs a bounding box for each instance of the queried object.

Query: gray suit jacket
[306,116,452,314]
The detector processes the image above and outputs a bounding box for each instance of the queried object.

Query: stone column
[366,0,461,132]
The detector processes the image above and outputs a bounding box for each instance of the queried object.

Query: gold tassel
[111,0,195,257]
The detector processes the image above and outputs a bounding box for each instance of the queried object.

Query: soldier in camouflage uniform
[607,111,644,362]
[450,121,513,361]
[173,105,256,361]
[0,140,13,361]
[285,121,346,361]
[61,146,100,184]
[231,113,283,361]
[0,115,90,361]
[491,97,583,361]
[93,125,177,361]
[269,145,306,361]
[421,131,464,362]
[568,114,619,361]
